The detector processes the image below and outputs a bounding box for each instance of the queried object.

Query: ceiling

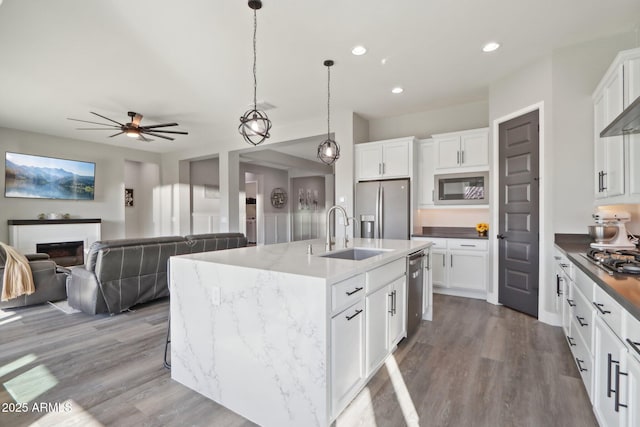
[0,0,638,156]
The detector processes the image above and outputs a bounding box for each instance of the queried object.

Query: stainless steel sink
[319,248,389,261]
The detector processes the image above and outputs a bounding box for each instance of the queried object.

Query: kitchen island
[169,238,431,427]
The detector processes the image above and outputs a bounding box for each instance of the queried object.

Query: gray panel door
[381,179,410,240]
[498,110,540,318]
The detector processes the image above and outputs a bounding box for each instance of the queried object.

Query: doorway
[497,109,540,317]
[245,180,257,245]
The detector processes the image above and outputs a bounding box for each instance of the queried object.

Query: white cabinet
[625,351,640,427]
[417,139,435,207]
[432,128,489,171]
[416,237,487,299]
[364,260,407,376]
[594,316,626,427]
[593,47,640,204]
[331,299,366,416]
[355,137,413,181]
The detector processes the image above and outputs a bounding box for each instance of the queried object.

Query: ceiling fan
[68,111,188,142]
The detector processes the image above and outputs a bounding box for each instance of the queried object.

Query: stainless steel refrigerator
[355,179,410,240]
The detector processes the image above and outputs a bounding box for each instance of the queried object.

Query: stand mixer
[590,211,636,250]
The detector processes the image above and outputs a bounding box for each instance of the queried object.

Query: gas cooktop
[584,248,640,275]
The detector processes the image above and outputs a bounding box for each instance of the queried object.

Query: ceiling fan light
[125,129,140,138]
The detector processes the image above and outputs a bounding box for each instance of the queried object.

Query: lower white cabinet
[594,315,627,427]
[625,351,640,427]
[417,237,487,298]
[365,276,406,376]
[331,300,366,415]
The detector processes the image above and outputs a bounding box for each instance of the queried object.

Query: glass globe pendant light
[317,60,340,165]
[239,0,271,146]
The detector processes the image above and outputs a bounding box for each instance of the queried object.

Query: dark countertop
[555,233,640,321]
[412,226,489,240]
[8,218,101,225]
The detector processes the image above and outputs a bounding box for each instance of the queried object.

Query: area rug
[48,300,81,314]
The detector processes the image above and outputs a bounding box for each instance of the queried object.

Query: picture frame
[125,188,134,207]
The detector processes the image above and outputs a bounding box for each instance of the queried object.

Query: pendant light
[238,0,271,146]
[317,60,340,165]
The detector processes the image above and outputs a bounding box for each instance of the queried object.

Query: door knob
[496,234,505,239]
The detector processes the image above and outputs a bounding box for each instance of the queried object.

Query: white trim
[489,102,548,324]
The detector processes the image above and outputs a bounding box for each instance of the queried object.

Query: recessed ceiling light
[391,87,404,94]
[482,42,500,52]
[352,45,367,56]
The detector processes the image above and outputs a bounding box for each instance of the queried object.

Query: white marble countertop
[175,238,432,284]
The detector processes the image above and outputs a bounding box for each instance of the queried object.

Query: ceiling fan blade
[76,128,123,130]
[142,131,175,141]
[140,122,179,129]
[131,113,143,126]
[109,132,124,138]
[90,111,124,126]
[138,134,154,142]
[67,118,120,128]
[141,129,189,135]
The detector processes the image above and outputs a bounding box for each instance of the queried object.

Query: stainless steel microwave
[434,172,489,205]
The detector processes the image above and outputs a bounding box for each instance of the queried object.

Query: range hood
[601,95,640,137]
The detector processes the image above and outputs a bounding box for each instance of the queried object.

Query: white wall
[552,33,636,232]
[0,127,160,244]
[368,100,489,142]
[124,160,160,238]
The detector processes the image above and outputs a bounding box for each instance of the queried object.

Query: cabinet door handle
[602,171,607,191]
[460,244,476,247]
[345,286,363,296]
[388,292,394,314]
[614,363,628,412]
[346,309,363,321]
[593,302,611,315]
[392,290,397,315]
[576,358,587,372]
[379,163,382,175]
[450,254,453,268]
[457,151,460,165]
[576,316,588,327]
[560,263,569,268]
[382,162,385,175]
[566,336,576,347]
[556,274,561,297]
[598,171,602,192]
[461,150,464,164]
[442,255,445,267]
[567,299,576,307]
[626,338,640,357]
[607,353,614,398]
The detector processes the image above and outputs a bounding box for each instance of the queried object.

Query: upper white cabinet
[355,137,414,181]
[593,47,640,204]
[432,127,489,171]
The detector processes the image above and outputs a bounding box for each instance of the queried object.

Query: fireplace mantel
[8,218,101,225]
[8,219,102,259]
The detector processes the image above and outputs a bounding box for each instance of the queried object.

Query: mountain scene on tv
[5,153,95,200]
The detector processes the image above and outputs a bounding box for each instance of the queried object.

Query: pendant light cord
[327,64,331,138]
[253,9,258,110]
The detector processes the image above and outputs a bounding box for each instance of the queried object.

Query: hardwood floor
[0,294,596,426]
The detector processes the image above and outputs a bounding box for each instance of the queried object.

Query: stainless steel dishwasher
[406,250,425,339]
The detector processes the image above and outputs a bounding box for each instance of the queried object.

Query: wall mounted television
[4,152,95,200]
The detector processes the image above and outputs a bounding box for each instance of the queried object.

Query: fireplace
[36,241,84,267]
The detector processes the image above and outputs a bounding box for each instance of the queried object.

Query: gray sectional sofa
[66,233,247,315]
[0,251,68,309]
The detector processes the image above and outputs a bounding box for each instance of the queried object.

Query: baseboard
[433,287,487,301]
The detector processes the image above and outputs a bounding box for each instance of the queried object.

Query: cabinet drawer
[366,258,406,293]
[553,251,574,281]
[570,324,593,399]
[573,285,595,350]
[448,239,487,251]
[593,285,623,339]
[625,312,640,362]
[332,273,366,314]
[427,238,447,249]
[573,267,594,300]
